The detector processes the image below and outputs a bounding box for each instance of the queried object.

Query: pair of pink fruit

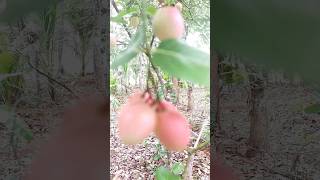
[118,91,190,151]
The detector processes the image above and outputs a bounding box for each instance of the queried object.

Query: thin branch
[111,0,132,38]
[149,59,167,99]
[183,118,210,179]
[150,35,155,48]
[23,58,79,98]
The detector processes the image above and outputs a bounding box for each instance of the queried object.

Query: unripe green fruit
[129,16,140,28]
[118,93,156,144]
[175,2,183,12]
[155,110,190,151]
[152,6,185,41]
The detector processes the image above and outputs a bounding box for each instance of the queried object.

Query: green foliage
[219,62,246,85]
[40,3,58,52]
[0,32,8,52]
[146,6,157,16]
[304,104,320,114]
[182,0,210,44]
[152,39,210,87]
[110,73,117,94]
[66,0,96,45]
[155,166,181,180]
[153,142,167,161]
[111,13,146,69]
[171,162,184,175]
[110,95,120,110]
[0,52,16,73]
[0,52,23,104]
[213,1,320,84]
[164,0,177,5]
[111,7,139,24]
[0,106,33,143]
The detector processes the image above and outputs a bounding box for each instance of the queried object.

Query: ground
[0,75,210,180]
[110,87,210,180]
[216,84,320,180]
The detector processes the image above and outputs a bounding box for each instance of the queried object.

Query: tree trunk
[172,77,179,105]
[57,0,65,76]
[35,50,41,95]
[246,73,267,158]
[92,0,107,94]
[183,154,194,180]
[80,43,86,77]
[187,83,193,112]
[212,52,221,132]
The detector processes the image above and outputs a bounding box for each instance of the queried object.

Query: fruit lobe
[152,6,185,41]
[118,93,156,144]
[155,110,190,151]
[157,100,177,112]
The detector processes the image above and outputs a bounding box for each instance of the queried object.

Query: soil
[0,75,210,180]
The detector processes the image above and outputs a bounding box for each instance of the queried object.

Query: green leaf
[111,7,138,24]
[146,6,157,16]
[19,128,33,142]
[153,154,161,161]
[304,104,320,114]
[213,1,320,84]
[118,7,139,17]
[0,52,16,73]
[151,39,210,86]
[111,18,146,69]
[155,166,181,180]
[171,163,184,175]
[110,16,126,24]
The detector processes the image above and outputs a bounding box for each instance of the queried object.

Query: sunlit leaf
[111,15,146,69]
[171,162,184,175]
[155,166,181,180]
[146,6,157,16]
[151,39,210,86]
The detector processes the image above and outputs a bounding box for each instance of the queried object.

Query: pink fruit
[152,6,185,41]
[157,100,177,112]
[128,90,153,105]
[155,110,190,151]
[118,93,156,144]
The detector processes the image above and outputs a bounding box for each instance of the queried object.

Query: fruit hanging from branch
[118,91,156,144]
[152,6,185,41]
[155,100,190,151]
[118,92,191,151]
